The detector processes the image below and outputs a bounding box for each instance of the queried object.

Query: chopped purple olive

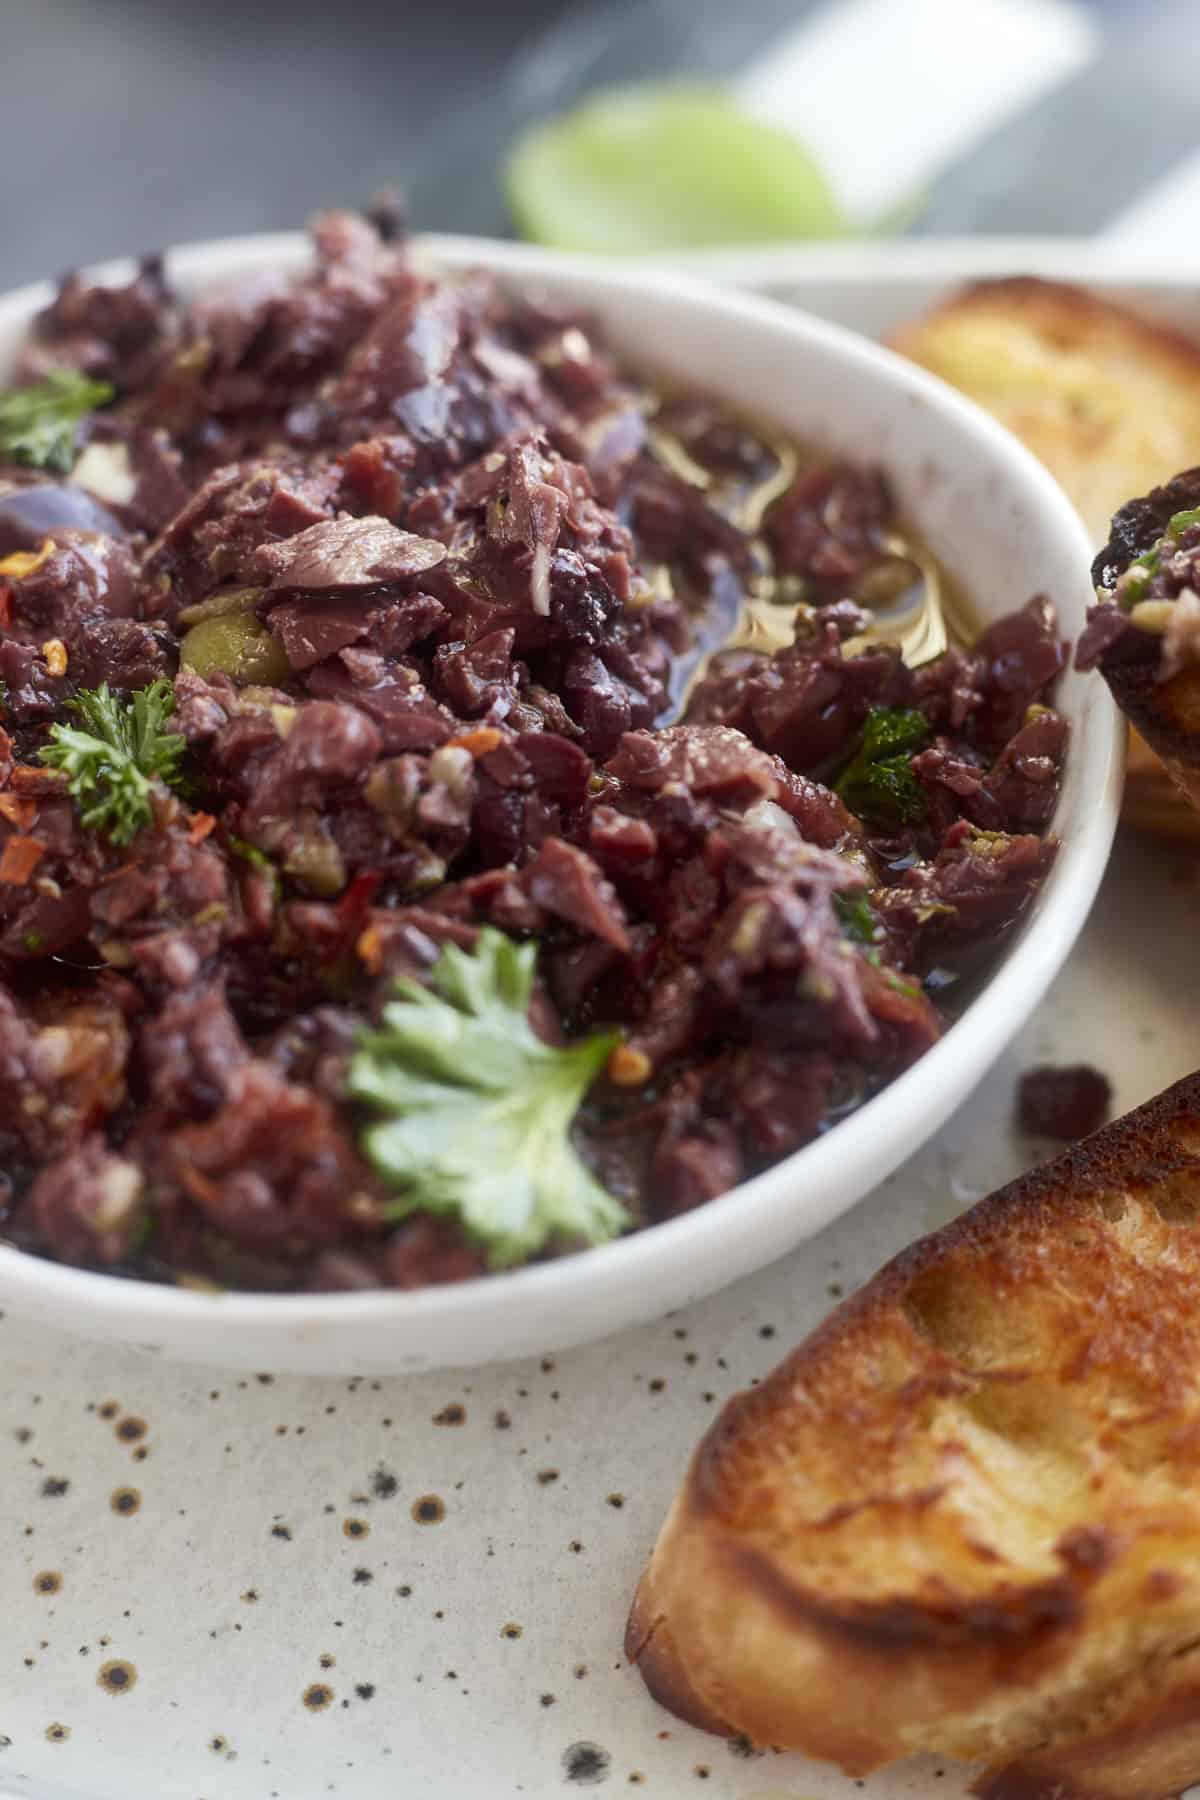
[0,208,1066,1292]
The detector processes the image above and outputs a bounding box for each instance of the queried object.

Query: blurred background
[3,0,1199,284]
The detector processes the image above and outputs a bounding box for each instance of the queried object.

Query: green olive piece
[284,816,347,898]
[175,585,264,628]
[179,611,291,686]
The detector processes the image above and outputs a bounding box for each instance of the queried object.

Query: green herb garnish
[1119,551,1159,606]
[835,706,929,828]
[127,1212,155,1255]
[834,892,880,946]
[0,370,114,473]
[227,834,280,893]
[226,835,273,873]
[886,971,922,999]
[39,679,186,845]
[1168,507,1200,539]
[347,929,629,1267]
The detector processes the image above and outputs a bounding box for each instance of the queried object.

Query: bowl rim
[0,230,1122,1344]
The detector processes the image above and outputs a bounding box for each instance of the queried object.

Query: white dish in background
[650,234,1200,346]
[0,235,1120,1373]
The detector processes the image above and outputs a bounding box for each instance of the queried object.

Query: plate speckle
[95,1662,135,1698]
[563,1742,611,1785]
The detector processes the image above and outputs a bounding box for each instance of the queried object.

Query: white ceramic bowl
[0,234,1122,1372]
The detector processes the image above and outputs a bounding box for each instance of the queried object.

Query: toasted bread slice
[892,278,1200,847]
[1092,467,1200,817]
[890,278,1200,548]
[628,1072,1200,1797]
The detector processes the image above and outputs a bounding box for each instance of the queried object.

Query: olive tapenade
[0,210,1066,1292]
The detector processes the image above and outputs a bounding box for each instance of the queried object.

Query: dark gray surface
[3,0,808,282]
[1,0,1195,288]
[917,0,1200,237]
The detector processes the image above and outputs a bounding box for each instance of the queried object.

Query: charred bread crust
[890,281,1200,547]
[625,1566,736,1738]
[972,1663,1200,1800]
[628,1072,1200,1792]
[893,279,1200,426]
[911,277,1200,384]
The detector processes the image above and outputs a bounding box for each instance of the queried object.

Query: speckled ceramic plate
[1,243,1185,1800]
[2,824,1196,1800]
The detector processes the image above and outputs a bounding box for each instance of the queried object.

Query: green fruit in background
[506,82,846,253]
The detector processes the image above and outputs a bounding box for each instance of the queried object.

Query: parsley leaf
[835,705,929,828]
[226,834,281,894]
[39,679,186,844]
[0,370,114,474]
[834,892,880,946]
[347,928,630,1267]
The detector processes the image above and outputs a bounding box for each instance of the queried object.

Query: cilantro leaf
[39,679,186,844]
[347,929,629,1267]
[835,706,929,828]
[0,370,114,474]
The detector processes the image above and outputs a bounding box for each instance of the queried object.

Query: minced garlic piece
[71,440,136,506]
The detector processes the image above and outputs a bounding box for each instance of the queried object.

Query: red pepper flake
[607,1045,651,1087]
[335,869,382,931]
[187,811,217,845]
[0,539,55,580]
[178,1166,220,1208]
[0,794,36,831]
[356,922,386,974]
[12,764,67,795]
[0,835,47,884]
[447,727,504,758]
